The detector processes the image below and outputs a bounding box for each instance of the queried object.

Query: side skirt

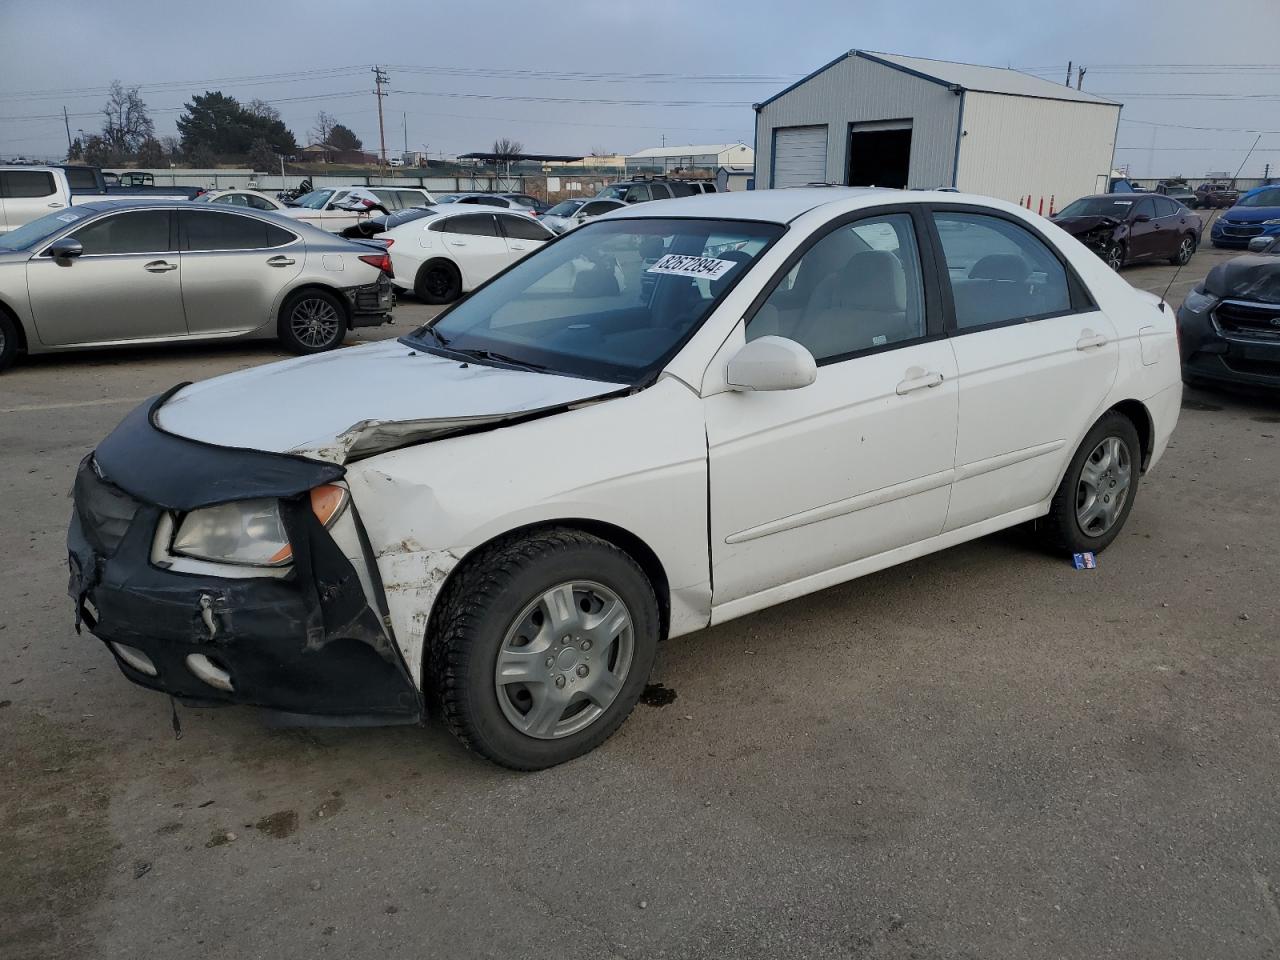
[709,501,1049,627]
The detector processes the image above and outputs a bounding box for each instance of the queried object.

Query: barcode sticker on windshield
[646,254,738,280]
[55,213,81,223]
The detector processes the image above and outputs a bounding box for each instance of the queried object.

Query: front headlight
[1181,288,1216,314]
[171,485,348,567]
[1262,219,1280,225]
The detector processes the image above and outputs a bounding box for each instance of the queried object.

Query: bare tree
[101,80,154,161]
[245,99,281,121]
[491,138,524,188]
[310,111,337,147]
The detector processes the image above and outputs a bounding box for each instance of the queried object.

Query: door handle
[510,243,527,251]
[1076,332,1109,351]
[448,240,467,247]
[895,370,944,395]
[48,202,65,208]
[267,255,296,267]
[144,260,177,273]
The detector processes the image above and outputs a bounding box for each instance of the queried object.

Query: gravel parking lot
[3,242,1279,960]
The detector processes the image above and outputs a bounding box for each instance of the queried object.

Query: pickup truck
[0,165,205,233]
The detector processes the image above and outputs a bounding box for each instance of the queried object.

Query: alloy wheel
[1105,244,1124,271]
[1076,436,1132,537]
[1178,237,1194,265]
[494,580,635,739]
[425,267,453,299]
[290,297,341,348]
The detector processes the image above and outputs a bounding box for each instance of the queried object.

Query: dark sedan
[1178,238,1280,392]
[1051,194,1202,270]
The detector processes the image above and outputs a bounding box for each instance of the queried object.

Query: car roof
[606,187,899,224]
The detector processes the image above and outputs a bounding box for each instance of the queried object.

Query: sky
[1,0,1277,179]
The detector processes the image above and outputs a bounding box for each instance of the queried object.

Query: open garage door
[772,126,828,188]
[847,119,913,189]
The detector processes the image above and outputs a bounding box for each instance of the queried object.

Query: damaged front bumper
[343,275,396,328]
[67,391,421,724]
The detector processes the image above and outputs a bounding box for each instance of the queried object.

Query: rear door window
[649,183,673,200]
[2,170,57,198]
[442,214,499,237]
[932,212,1073,329]
[181,209,288,250]
[67,210,172,255]
[581,201,621,217]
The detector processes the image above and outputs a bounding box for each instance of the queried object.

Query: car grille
[74,457,142,556]
[1213,300,1280,341]
[1221,224,1264,237]
[1225,356,1280,378]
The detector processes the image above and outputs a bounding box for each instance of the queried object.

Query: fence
[105,168,534,194]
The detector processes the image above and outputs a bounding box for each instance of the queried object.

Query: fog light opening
[110,642,158,677]
[186,653,234,692]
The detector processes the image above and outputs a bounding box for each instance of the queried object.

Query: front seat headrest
[969,253,1030,282]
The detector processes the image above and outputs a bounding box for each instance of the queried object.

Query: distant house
[625,143,755,177]
[301,142,380,165]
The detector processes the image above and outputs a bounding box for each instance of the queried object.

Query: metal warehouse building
[754,51,1121,206]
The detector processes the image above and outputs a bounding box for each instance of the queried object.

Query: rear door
[1,170,66,232]
[26,208,186,345]
[437,213,508,288]
[1152,196,1186,256]
[178,208,302,335]
[927,207,1118,531]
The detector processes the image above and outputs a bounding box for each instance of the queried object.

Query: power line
[1121,117,1280,134]
[391,89,750,108]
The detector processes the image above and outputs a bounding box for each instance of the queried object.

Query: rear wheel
[415,260,462,304]
[1170,234,1196,266]
[1038,412,1141,555]
[278,289,347,354]
[428,528,660,770]
[0,312,18,372]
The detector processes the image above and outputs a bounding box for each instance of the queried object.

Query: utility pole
[62,106,73,153]
[1076,66,1087,90]
[372,65,390,167]
[402,112,408,163]
[1065,61,1072,87]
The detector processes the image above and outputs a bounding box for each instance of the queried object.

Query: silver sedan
[0,200,395,371]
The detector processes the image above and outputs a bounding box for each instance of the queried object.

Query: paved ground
[3,241,1279,960]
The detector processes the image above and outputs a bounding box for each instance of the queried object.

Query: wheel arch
[277,282,353,328]
[423,518,672,671]
[1107,399,1154,471]
[415,256,464,293]
[0,297,28,353]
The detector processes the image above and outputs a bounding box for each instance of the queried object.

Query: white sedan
[377,207,555,303]
[69,189,1181,770]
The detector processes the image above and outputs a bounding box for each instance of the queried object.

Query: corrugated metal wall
[956,93,1120,208]
[755,54,961,189]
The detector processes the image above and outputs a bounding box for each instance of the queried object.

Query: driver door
[704,209,958,609]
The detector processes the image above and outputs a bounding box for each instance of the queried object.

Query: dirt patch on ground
[0,710,113,959]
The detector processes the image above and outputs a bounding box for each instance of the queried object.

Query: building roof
[458,152,586,163]
[757,50,1120,110]
[626,143,753,159]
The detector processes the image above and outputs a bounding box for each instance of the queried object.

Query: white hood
[156,339,627,463]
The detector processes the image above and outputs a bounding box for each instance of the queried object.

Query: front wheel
[428,529,660,770]
[1038,412,1141,555]
[1103,242,1125,271]
[277,289,347,354]
[1170,234,1196,266]
[0,312,18,372]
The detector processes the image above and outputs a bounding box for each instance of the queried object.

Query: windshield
[402,217,784,383]
[1058,197,1136,219]
[1239,188,1280,208]
[596,185,628,201]
[546,200,584,217]
[291,190,335,209]
[0,209,85,251]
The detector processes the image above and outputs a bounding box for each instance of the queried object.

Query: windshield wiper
[449,347,547,371]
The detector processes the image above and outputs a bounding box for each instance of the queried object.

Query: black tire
[1170,234,1196,266]
[428,528,660,770]
[1103,242,1125,272]
[277,289,347,354]
[0,311,18,372]
[1038,412,1142,555]
[414,260,462,304]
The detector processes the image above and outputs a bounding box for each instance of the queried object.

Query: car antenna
[1159,133,1262,309]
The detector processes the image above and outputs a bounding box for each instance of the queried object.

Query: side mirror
[47,237,83,260]
[1133,213,1152,223]
[726,336,817,392]
[1248,236,1274,254]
